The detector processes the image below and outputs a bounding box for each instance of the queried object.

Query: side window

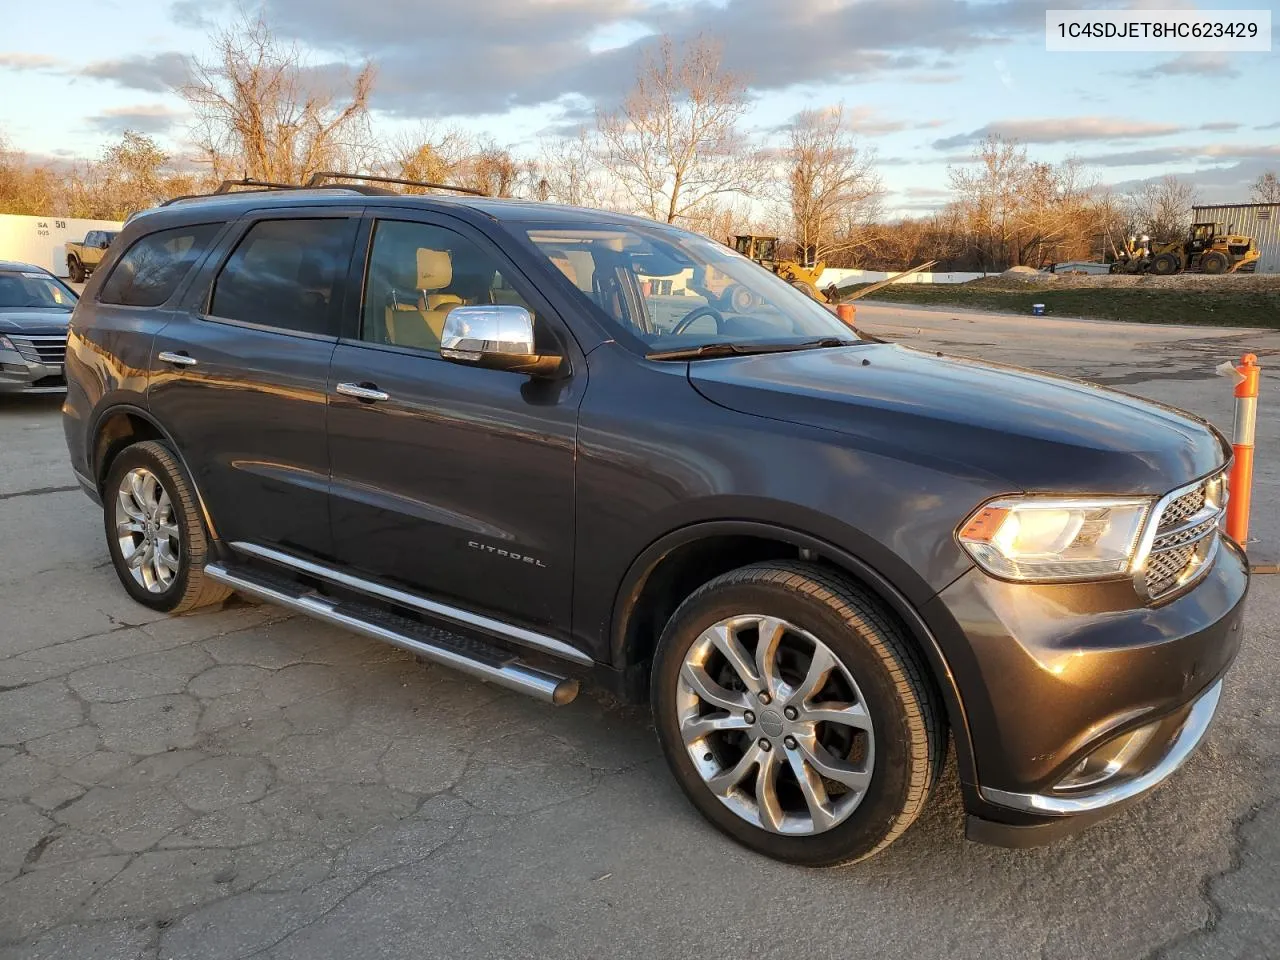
[209,218,355,337]
[98,224,221,307]
[361,220,534,353]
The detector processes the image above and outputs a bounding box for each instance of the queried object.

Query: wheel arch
[89,403,221,544]
[609,519,978,785]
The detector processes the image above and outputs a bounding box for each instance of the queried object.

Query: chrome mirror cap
[440,305,562,376]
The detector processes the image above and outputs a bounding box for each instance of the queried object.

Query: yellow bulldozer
[1111,222,1260,276]
[730,235,838,301]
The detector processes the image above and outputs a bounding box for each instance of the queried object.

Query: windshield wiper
[646,337,855,362]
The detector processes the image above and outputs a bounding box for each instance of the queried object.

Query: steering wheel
[671,304,726,336]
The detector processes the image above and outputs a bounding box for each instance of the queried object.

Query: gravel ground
[0,305,1276,960]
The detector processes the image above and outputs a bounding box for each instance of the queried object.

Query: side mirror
[440,305,562,377]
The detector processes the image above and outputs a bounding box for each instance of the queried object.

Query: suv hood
[688,344,1226,494]
[0,310,71,336]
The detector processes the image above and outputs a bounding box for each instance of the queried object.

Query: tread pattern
[112,440,230,614]
[670,560,946,865]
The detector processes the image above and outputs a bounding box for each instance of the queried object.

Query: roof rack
[304,171,488,197]
[159,172,488,209]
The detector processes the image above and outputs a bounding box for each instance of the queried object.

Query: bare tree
[1127,174,1197,242]
[783,106,883,265]
[596,36,760,225]
[534,129,613,208]
[179,15,376,184]
[0,131,58,215]
[948,136,1103,270]
[1252,171,1280,204]
[381,124,472,192]
[95,131,199,219]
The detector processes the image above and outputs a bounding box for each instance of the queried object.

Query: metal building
[1192,202,1280,274]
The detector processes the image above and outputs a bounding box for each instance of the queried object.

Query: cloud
[0,53,62,71]
[82,53,190,92]
[1200,122,1241,132]
[87,104,187,135]
[1257,121,1280,131]
[933,116,1185,149]
[1111,157,1280,206]
[253,0,1058,117]
[1134,52,1239,80]
[1082,144,1280,167]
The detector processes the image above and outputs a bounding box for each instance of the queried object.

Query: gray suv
[62,178,1247,866]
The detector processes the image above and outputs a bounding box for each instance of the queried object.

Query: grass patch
[838,283,1280,329]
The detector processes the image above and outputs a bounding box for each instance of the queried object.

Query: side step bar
[205,562,580,706]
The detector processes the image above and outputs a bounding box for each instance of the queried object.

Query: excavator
[1110,222,1260,275]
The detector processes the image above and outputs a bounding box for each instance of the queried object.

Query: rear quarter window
[98,223,222,308]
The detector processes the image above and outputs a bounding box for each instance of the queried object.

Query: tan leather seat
[383,248,461,350]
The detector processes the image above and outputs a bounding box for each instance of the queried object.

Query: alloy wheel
[676,614,875,835]
[114,467,180,593]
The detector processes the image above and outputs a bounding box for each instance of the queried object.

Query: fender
[87,402,223,546]
[609,518,978,789]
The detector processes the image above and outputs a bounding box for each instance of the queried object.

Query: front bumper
[0,349,66,394]
[925,536,1248,847]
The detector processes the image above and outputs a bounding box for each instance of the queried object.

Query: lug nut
[784,735,797,749]
[784,706,798,721]
[758,692,771,705]
[759,739,772,751]
[744,711,755,724]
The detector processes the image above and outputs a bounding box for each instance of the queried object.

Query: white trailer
[0,214,125,277]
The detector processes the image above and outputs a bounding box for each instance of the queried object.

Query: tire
[790,279,820,300]
[102,440,230,614]
[651,561,945,867]
[1201,252,1229,275]
[1150,253,1180,276]
[68,257,86,283]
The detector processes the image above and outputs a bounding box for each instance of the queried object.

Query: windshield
[0,272,78,310]
[522,223,856,353]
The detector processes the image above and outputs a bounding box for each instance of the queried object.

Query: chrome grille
[10,335,66,366]
[1139,471,1226,599]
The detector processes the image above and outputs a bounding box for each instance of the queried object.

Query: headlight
[958,497,1153,581]
[0,335,15,352]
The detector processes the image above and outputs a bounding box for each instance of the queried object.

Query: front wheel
[651,562,945,866]
[103,440,230,613]
[68,257,86,283]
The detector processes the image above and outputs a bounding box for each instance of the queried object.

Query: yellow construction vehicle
[1111,222,1260,275]
[730,235,837,301]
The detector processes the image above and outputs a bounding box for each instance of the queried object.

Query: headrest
[543,248,577,287]
[417,249,452,291]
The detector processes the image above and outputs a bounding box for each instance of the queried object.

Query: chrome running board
[226,540,593,666]
[204,561,580,706]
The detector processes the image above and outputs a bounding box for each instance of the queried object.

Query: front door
[326,214,585,640]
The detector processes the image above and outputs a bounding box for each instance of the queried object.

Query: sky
[0,0,1277,216]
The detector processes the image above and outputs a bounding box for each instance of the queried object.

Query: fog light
[1055,722,1159,791]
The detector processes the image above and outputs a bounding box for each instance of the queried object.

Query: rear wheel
[651,561,944,866]
[1150,253,1180,276]
[103,440,230,613]
[1201,251,1229,275]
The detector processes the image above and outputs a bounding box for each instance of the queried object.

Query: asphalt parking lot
[1,304,1277,960]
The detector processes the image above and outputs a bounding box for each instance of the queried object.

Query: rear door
[148,207,362,556]
[325,211,586,639]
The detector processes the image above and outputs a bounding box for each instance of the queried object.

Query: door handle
[157,351,197,368]
[336,381,390,402]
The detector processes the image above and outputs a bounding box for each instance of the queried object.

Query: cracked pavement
[0,305,1277,960]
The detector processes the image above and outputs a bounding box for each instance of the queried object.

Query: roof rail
[303,171,488,197]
